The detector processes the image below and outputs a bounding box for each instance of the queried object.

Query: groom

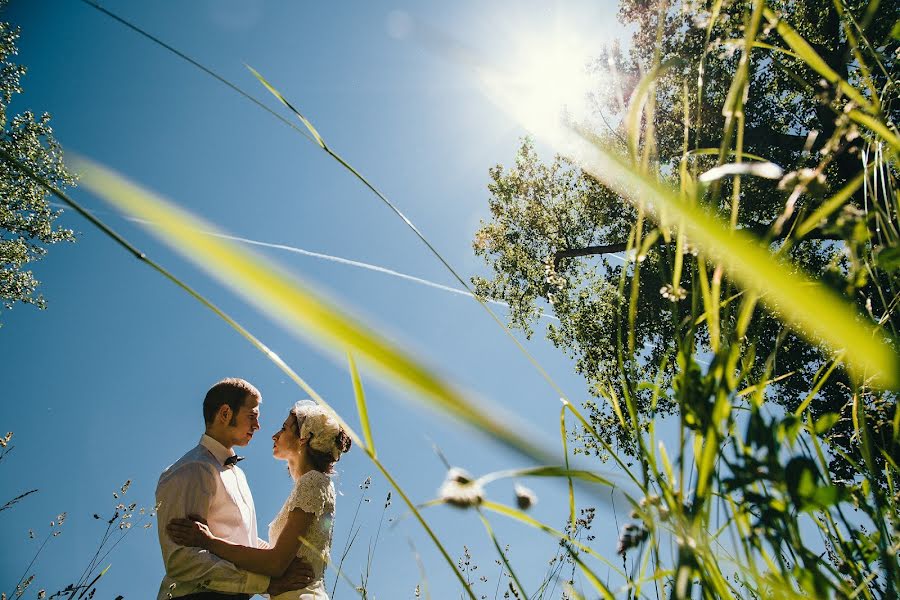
[155,378,313,599]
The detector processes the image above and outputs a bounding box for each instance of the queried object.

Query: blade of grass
[560,543,616,600]
[794,353,844,416]
[751,40,802,60]
[244,64,576,404]
[246,65,326,149]
[560,406,576,533]
[625,58,685,161]
[476,466,616,487]
[370,459,478,599]
[476,509,528,599]
[795,169,868,238]
[847,109,900,153]
[77,0,576,413]
[479,500,626,577]
[348,352,376,458]
[72,155,557,466]
[75,0,317,146]
[407,539,431,600]
[763,7,873,111]
[565,131,899,388]
[0,148,476,600]
[561,400,643,489]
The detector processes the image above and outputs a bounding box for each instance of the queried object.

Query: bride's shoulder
[298,469,330,485]
[296,469,332,493]
[289,470,334,516]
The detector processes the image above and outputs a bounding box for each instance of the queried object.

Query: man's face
[225,395,261,448]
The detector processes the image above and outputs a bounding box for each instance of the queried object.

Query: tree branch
[552,214,842,270]
[553,243,631,269]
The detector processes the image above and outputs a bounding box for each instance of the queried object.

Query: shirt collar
[199,434,236,467]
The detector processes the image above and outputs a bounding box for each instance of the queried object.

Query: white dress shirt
[156,434,270,599]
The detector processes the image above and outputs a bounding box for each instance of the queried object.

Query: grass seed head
[439,468,484,508]
[514,483,537,510]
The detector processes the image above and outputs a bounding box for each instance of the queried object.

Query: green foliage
[469,0,900,596]
[472,0,900,480]
[0,0,75,319]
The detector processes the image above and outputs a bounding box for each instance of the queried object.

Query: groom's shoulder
[157,444,218,486]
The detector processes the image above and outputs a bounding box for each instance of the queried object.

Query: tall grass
[4,0,899,597]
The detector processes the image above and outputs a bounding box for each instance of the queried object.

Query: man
[156,378,313,600]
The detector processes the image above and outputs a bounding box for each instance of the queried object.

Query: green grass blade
[751,40,802,60]
[72,156,558,465]
[74,2,581,418]
[245,64,327,149]
[372,458,478,599]
[476,466,616,488]
[794,354,843,416]
[1,148,478,600]
[0,149,360,448]
[625,58,684,161]
[847,109,900,152]
[568,133,899,388]
[562,400,643,488]
[764,7,872,110]
[561,543,616,600]
[244,64,575,406]
[560,406,576,533]
[480,500,626,577]
[722,0,765,120]
[795,170,867,238]
[476,509,528,599]
[75,564,111,600]
[348,352,376,458]
[76,0,317,146]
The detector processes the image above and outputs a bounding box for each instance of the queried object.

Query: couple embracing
[155,378,352,600]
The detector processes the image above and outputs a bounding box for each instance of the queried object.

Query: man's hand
[267,557,314,595]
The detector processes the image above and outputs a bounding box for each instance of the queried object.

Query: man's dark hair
[203,378,261,426]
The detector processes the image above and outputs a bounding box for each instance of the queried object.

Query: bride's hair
[288,401,352,474]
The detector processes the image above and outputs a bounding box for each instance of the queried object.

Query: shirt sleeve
[156,461,270,595]
[288,470,330,516]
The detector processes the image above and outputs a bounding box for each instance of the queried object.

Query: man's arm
[168,508,314,578]
[156,462,269,595]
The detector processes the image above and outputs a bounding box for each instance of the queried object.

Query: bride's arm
[167,509,313,578]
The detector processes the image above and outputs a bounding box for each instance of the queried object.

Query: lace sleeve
[288,470,331,517]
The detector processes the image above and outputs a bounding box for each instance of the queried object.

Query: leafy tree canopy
[0,0,76,321]
[473,0,899,478]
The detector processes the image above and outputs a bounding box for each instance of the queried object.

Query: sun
[477,21,600,144]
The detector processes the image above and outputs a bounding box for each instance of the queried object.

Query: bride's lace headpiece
[291,400,347,462]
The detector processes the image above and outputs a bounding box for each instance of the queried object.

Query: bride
[167,400,351,599]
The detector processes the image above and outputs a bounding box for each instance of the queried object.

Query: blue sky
[0,1,634,597]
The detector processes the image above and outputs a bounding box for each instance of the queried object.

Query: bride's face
[272,414,302,460]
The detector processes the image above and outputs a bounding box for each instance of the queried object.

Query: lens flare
[478,29,597,143]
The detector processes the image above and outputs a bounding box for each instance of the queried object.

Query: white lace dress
[267,470,335,599]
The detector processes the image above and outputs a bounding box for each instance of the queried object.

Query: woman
[167,400,351,599]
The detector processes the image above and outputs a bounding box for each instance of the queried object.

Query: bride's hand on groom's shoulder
[166,515,213,549]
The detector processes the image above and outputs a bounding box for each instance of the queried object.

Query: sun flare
[478,25,600,143]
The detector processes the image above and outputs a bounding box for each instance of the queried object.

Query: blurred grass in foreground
[3,0,900,597]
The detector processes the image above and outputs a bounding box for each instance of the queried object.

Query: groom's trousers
[175,594,251,600]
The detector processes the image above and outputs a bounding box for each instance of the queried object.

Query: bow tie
[224,455,245,468]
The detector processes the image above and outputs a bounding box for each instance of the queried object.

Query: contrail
[51,202,560,321]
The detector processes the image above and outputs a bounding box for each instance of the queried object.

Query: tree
[0,0,76,322]
[472,0,898,477]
